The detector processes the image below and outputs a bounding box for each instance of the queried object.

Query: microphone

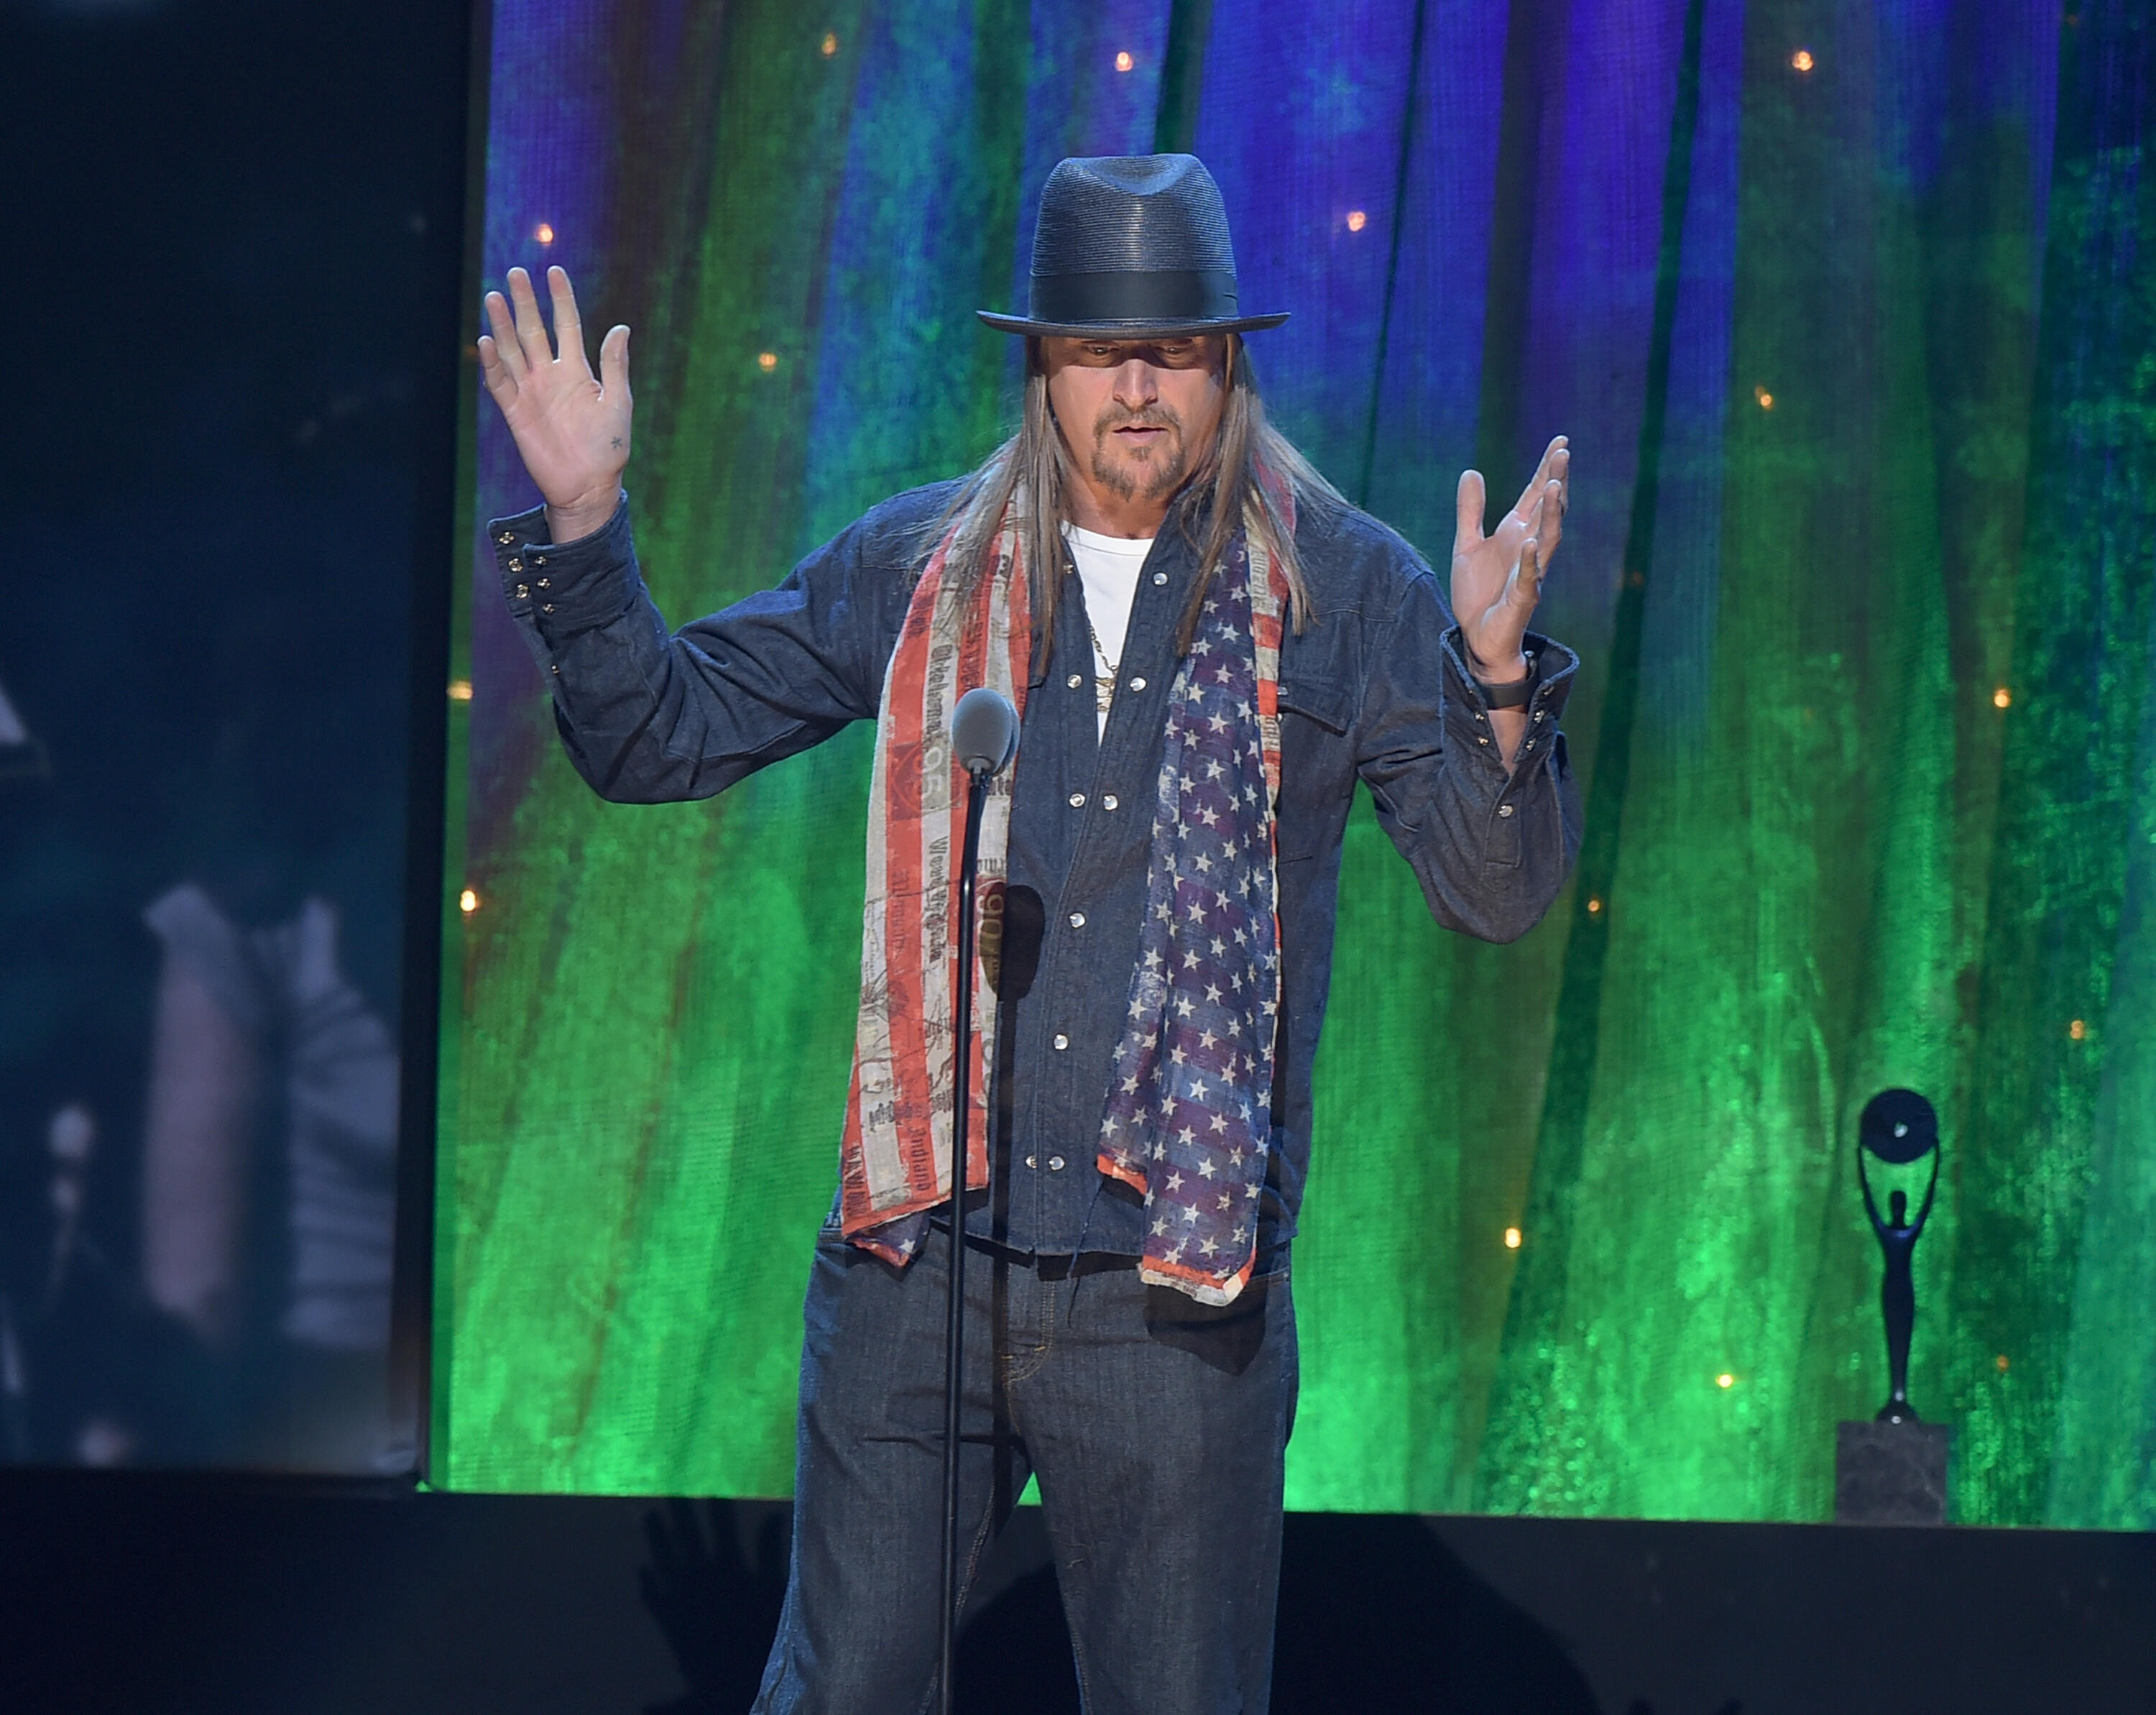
[936,684,1015,1703]
[950,687,1019,778]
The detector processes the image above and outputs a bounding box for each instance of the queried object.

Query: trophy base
[1835,1419,1951,1525]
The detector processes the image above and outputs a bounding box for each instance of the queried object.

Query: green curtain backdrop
[438,0,2156,1526]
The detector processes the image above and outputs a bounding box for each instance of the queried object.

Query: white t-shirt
[1063,523,1152,737]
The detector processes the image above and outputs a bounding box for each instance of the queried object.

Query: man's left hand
[1450,435,1569,681]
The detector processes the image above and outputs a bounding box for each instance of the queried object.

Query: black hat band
[1028,268,1240,326]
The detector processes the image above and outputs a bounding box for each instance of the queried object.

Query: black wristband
[1470,653,1537,709]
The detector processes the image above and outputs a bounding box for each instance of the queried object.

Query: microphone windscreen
[951,687,1020,778]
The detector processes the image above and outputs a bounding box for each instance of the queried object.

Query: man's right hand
[479,265,632,545]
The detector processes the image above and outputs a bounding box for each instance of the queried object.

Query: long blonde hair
[931,336,1341,670]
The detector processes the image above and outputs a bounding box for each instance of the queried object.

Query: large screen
[438,0,2156,1527]
[0,0,464,1476]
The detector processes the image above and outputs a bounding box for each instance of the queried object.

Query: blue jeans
[752,1231,1299,1715]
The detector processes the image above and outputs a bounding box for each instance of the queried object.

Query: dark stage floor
[0,1472,2149,1714]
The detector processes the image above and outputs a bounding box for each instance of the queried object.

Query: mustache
[1093,403,1184,440]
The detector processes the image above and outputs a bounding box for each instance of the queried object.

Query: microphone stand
[939,758,990,1715]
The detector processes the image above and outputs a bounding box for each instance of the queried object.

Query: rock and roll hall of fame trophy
[1834,1088,1952,1525]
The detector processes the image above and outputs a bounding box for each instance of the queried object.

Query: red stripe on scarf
[883,594,939,1205]
[842,500,1028,1254]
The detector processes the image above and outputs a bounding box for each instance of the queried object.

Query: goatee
[1090,406,1187,503]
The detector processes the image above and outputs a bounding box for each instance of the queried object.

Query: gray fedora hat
[978,154,1289,339]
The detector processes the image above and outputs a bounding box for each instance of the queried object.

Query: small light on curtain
[1345,209,1368,232]
[1717,1373,1736,1390]
[1503,1226,1522,1250]
[534,221,556,245]
[459,888,480,915]
[1115,50,1134,73]
[820,32,838,57]
[1754,385,1774,409]
[2069,1019,2087,1040]
[448,679,473,702]
[757,351,780,371]
[1993,686,2012,708]
[1791,48,1815,73]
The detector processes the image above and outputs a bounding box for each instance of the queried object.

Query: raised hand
[1450,435,1569,681]
[479,265,632,543]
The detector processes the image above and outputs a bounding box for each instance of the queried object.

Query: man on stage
[479,154,1577,1714]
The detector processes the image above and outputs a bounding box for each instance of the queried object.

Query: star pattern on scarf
[1099,546,1279,1298]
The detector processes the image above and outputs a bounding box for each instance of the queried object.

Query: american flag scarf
[837,492,1030,1265]
[842,477,1290,1307]
[1097,492,1289,1305]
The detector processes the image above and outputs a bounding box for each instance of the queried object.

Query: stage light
[1115,50,1134,73]
[1586,896,1602,914]
[460,888,480,914]
[448,679,473,702]
[1754,385,1774,409]
[1346,209,1368,232]
[757,351,779,371]
[1992,686,2012,708]
[1792,48,1815,73]
[535,222,556,245]
[1503,1226,1521,1249]
[821,31,839,56]
[2070,1018,2086,1040]
[1717,1372,1735,1389]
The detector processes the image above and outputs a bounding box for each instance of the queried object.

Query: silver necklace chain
[1086,620,1118,716]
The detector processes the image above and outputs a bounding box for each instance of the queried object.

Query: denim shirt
[491,481,1581,1264]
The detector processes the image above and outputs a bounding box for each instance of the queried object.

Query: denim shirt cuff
[488,489,637,641]
[1441,627,1577,781]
